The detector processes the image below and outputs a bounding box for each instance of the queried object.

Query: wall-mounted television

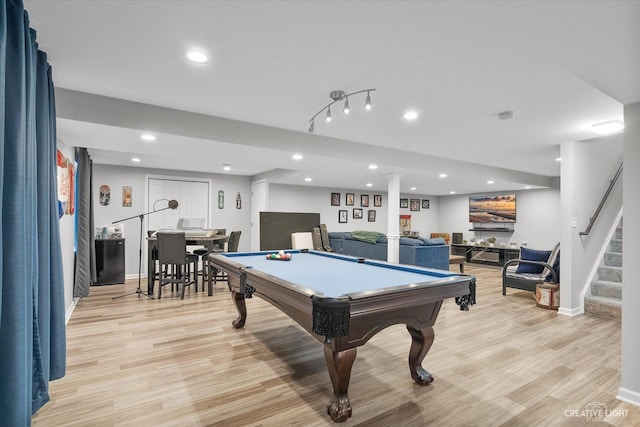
[469,194,516,223]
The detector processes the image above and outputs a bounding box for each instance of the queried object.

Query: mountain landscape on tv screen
[469,194,516,223]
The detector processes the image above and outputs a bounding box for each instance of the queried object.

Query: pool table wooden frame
[208,249,475,423]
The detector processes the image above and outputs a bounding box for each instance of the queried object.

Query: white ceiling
[24,0,639,195]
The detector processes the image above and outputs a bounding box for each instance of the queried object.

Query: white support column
[387,173,401,263]
[619,102,640,407]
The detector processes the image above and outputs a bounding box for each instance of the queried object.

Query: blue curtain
[0,0,66,425]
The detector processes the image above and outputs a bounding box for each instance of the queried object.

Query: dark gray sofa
[328,232,449,270]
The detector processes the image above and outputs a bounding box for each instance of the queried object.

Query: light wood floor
[32,265,640,426]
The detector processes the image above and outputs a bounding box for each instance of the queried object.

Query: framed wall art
[338,210,348,223]
[353,208,363,219]
[346,193,355,206]
[360,194,369,207]
[373,194,382,207]
[122,186,132,207]
[400,198,408,208]
[331,192,341,206]
[422,199,430,209]
[410,199,420,211]
[368,210,376,222]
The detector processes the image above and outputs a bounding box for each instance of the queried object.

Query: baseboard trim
[65,297,79,325]
[617,387,640,407]
[558,306,582,316]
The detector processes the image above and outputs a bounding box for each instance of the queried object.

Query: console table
[451,244,520,267]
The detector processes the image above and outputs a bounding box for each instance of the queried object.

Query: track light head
[365,91,372,110]
[343,97,350,114]
[308,120,314,133]
[325,106,332,122]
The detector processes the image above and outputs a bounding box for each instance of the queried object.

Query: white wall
[560,134,623,310]
[437,188,561,249]
[267,183,439,236]
[93,164,251,276]
[57,142,77,319]
[620,102,640,405]
[266,183,564,249]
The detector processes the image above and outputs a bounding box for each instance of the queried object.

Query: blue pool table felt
[223,251,460,298]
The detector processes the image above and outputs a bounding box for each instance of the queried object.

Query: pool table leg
[324,346,357,423]
[230,290,247,329]
[407,325,435,386]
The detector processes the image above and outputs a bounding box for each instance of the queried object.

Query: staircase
[584,219,622,318]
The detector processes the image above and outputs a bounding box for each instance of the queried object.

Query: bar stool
[192,229,226,290]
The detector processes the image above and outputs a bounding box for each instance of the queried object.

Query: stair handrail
[579,162,623,236]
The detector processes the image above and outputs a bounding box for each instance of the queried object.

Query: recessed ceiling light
[305,177,312,182]
[524,186,532,189]
[222,164,231,171]
[366,183,373,187]
[555,157,562,162]
[141,134,156,141]
[439,173,447,178]
[131,158,141,163]
[186,49,208,63]
[404,111,419,120]
[592,119,623,135]
[487,180,495,184]
[450,191,456,194]
[410,187,417,191]
[292,154,303,160]
[368,164,378,170]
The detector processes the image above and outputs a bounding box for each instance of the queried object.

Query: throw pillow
[515,247,552,274]
[419,237,446,246]
[545,250,560,283]
[400,237,423,246]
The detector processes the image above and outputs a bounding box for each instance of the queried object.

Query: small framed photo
[361,194,369,207]
[346,193,355,206]
[353,208,363,219]
[338,210,348,223]
[122,186,132,207]
[400,198,409,208]
[410,199,420,211]
[331,192,341,206]
[373,194,382,207]
[368,210,376,222]
[422,199,430,209]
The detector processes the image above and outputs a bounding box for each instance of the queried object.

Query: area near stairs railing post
[580,162,623,236]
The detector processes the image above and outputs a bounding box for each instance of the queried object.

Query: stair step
[604,252,622,267]
[584,295,621,319]
[591,280,622,299]
[610,239,622,253]
[615,227,623,239]
[598,265,622,282]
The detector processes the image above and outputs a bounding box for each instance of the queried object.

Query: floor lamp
[112,199,179,300]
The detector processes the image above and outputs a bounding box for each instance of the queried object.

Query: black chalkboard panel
[260,212,320,250]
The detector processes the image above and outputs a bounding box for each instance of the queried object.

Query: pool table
[208,249,475,423]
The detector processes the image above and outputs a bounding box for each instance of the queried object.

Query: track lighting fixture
[308,89,376,132]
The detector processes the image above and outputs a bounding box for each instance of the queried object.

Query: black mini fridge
[95,238,125,285]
